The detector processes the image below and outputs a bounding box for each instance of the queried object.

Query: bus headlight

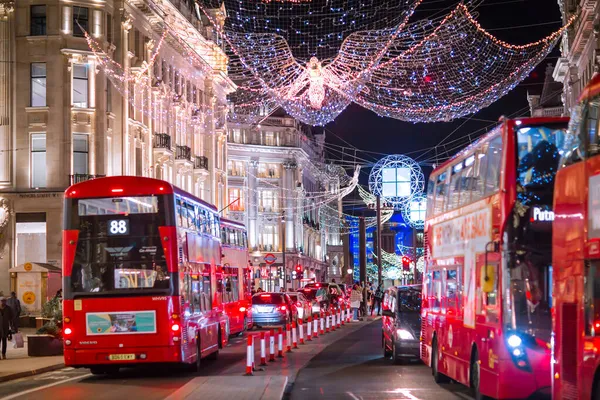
[396,329,415,340]
[507,334,522,348]
[506,333,530,371]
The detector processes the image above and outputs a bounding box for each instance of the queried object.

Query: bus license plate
[109,354,135,361]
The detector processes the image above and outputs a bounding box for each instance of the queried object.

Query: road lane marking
[455,393,475,400]
[0,373,92,400]
[346,392,361,400]
[398,390,421,400]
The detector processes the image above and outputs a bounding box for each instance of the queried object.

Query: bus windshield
[516,124,567,205]
[508,123,567,342]
[66,195,174,297]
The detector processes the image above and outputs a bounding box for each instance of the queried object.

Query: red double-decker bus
[422,116,568,399]
[553,74,600,400]
[220,218,252,335]
[62,176,227,374]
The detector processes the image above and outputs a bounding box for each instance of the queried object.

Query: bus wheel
[470,349,489,400]
[383,333,392,358]
[392,344,402,365]
[432,338,450,383]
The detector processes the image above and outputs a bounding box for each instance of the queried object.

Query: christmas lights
[199,1,574,126]
[368,155,424,209]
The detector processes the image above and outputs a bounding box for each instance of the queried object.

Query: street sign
[264,253,277,265]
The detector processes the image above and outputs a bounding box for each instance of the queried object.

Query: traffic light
[295,264,303,280]
[402,256,411,271]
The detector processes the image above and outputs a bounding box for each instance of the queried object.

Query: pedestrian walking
[6,292,20,332]
[372,284,384,316]
[0,297,14,359]
[350,284,361,321]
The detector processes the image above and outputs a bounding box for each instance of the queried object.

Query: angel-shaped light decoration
[200,0,574,126]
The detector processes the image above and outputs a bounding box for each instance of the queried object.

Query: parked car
[251,292,297,328]
[297,287,321,315]
[382,285,422,363]
[304,282,345,313]
[287,292,312,320]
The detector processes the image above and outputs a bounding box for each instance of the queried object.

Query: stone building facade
[553,0,600,112]
[0,0,234,296]
[226,112,343,291]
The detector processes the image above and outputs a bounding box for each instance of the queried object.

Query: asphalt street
[289,321,475,400]
[0,321,476,400]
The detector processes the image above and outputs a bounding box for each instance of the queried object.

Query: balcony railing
[70,174,106,185]
[194,155,208,170]
[153,133,171,149]
[176,145,191,161]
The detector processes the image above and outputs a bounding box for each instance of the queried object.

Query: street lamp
[346,268,353,274]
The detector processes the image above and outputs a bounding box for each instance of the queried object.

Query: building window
[73,6,88,37]
[106,78,111,112]
[15,213,47,267]
[73,133,89,175]
[31,133,46,188]
[228,188,244,211]
[31,63,46,107]
[106,13,112,43]
[259,190,278,212]
[72,64,88,108]
[30,5,46,36]
[260,225,278,252]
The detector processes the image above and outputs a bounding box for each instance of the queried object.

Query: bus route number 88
[108,219,129,236]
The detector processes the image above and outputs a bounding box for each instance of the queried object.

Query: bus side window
[201,264,212,312]
[459,155,475,207]
[484,135,502,196]
[472,145,489,201]
[433,271,442,310]
[191,273,201,314]
[185,202,195,230]
[434,172,448,215]
[426,178,435,217]
[448,162,463,211]
[584,261,600,336]
[176,198,186,228]
[445,269,458,310]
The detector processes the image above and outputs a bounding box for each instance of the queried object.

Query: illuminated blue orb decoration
[368,155,424,209]
[402,194,427,229]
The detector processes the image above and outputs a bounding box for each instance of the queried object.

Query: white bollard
[245,335,253,375]
[260,331,267,366]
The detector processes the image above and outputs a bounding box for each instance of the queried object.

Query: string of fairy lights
[197,1,574,126]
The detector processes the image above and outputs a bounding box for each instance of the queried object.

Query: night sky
[322,0,564,184]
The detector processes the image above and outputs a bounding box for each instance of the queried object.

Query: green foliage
[41,297,62,322]
[36,320,62,339]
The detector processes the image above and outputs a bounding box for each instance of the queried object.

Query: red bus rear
[553,74,600,399]
[422,116,568,399]
[62,176,227,374]
[220,218,252,335]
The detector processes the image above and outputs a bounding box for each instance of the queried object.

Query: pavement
[0,328,64,383]
[0,316,374,400]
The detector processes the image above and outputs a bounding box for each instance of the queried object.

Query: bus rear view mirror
[481,265,496,293]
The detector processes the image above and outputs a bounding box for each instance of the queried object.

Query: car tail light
[171,324,180,332]
[64,327,73,335]
[64,317,71,323]
[279,305,287,311]
[296,302,302,307]
[111,188,124,193]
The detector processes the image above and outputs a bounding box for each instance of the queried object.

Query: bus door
[475,252,501,392]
